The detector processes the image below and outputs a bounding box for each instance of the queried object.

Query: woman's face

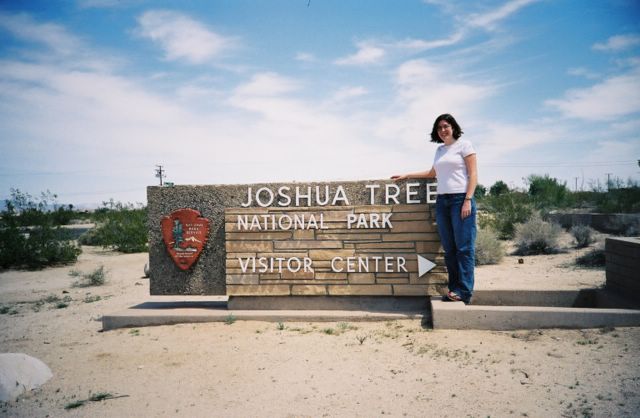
[437,119,454,143]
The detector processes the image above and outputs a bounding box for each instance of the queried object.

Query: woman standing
[392,113,477,304]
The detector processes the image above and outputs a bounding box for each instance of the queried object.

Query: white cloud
[334,42,386,66]
[0,12,82,57]
[567,67,600,80]
[375,59,496,151]
[475,121,562,159]
[77,0,124,8]
[583,139,640,163]
[328,86,368,103]
[593,34,640,52]
[546,67,640,121]
[422,0,457,15]
[468,0,540,31]
[137,10,235,64]
[295,52,316,63]
[394,31,465,51]
[233,73,300,97]
[333,0,538,67]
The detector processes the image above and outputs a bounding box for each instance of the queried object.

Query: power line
[481,160,636,168]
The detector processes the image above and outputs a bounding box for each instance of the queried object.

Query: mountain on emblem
[161,208,210,270]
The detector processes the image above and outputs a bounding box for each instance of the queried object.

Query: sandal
[446,291,463,302]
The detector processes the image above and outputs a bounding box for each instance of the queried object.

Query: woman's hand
[461,199,472,219]
[391,174,406,181]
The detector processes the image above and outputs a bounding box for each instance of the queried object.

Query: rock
[143,263,150,278]
[0,353,53,402]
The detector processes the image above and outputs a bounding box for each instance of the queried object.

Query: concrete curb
[102,290,640,331]
[102,306,424,331]
[431,297,640,330]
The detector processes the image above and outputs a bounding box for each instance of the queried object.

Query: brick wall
[225,204,446,296]
[606,237,640,297]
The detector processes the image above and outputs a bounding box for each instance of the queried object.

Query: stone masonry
[147,180,442,296]
[224,204,447,297]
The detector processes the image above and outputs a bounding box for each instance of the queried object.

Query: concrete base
[102,289,640,331]
[102,301,424,331]
[227,296,428,311]
[431,295,640,330]
[471,289,640,309]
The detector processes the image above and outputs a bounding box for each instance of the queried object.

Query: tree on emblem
[172,219,184,249]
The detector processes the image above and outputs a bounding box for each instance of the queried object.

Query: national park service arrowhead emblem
[161,208,210,270]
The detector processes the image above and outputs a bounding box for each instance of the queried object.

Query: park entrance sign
[148,180,446,305]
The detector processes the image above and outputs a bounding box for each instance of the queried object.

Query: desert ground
[1,236,639,417]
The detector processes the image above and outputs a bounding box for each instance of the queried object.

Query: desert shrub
[595,186,640,213]
[0,189,81,269]
[575,247,605,267]
[70,265,107,287]
[514,213,562,255]
[91,201,148,253]
[624,220,640,237]
[480,192,533,240]
[489,180,509,197]
[526,174,570,209]
[570,224,596,248]
[78,227,101,245]
[50,205,76,225]
[475,228,504,265]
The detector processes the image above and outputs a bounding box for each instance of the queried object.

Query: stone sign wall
[224,204,447,297]
[147,180,444,297]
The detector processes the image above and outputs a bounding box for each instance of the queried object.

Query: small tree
[525,174,569,209]
[480,192,533,240]
[474,184,487,200]
[489,180,509,197]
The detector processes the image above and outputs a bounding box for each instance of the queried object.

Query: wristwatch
[464,197,472,200]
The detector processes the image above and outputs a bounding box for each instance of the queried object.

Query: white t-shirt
[433,139,476,194]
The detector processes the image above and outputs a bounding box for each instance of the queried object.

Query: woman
[392,113,477,304]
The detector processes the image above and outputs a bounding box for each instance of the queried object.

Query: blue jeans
[435,193,477,303]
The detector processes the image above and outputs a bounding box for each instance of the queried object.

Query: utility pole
[155,165,165,186]
[605,172,612,191]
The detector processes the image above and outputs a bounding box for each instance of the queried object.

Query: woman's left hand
[461,199,472,219]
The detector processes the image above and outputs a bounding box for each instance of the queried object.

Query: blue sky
[1,0,639,206]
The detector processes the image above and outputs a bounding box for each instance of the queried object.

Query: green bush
[594,187,640,213]
[480,192,533,240]
[570,224,596,248]
[0,189,81,270]
[514,213,562,255]
[489,180,509,197]
[91,201,148,253]
[475,228,504,265]
[575,247,605,267]
[78,227,101,246]
[526,174,570,209]
[474,184,487,200]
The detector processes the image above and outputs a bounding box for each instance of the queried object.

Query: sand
[1,238,639,417]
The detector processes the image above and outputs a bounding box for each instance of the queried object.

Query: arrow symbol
[417,254,436,277]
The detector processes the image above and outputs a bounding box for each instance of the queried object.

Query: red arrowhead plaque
[161,208,210,270]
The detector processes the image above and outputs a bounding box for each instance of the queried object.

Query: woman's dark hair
[430,113,463,143]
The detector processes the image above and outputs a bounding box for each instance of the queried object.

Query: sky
[1,0,639,207]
